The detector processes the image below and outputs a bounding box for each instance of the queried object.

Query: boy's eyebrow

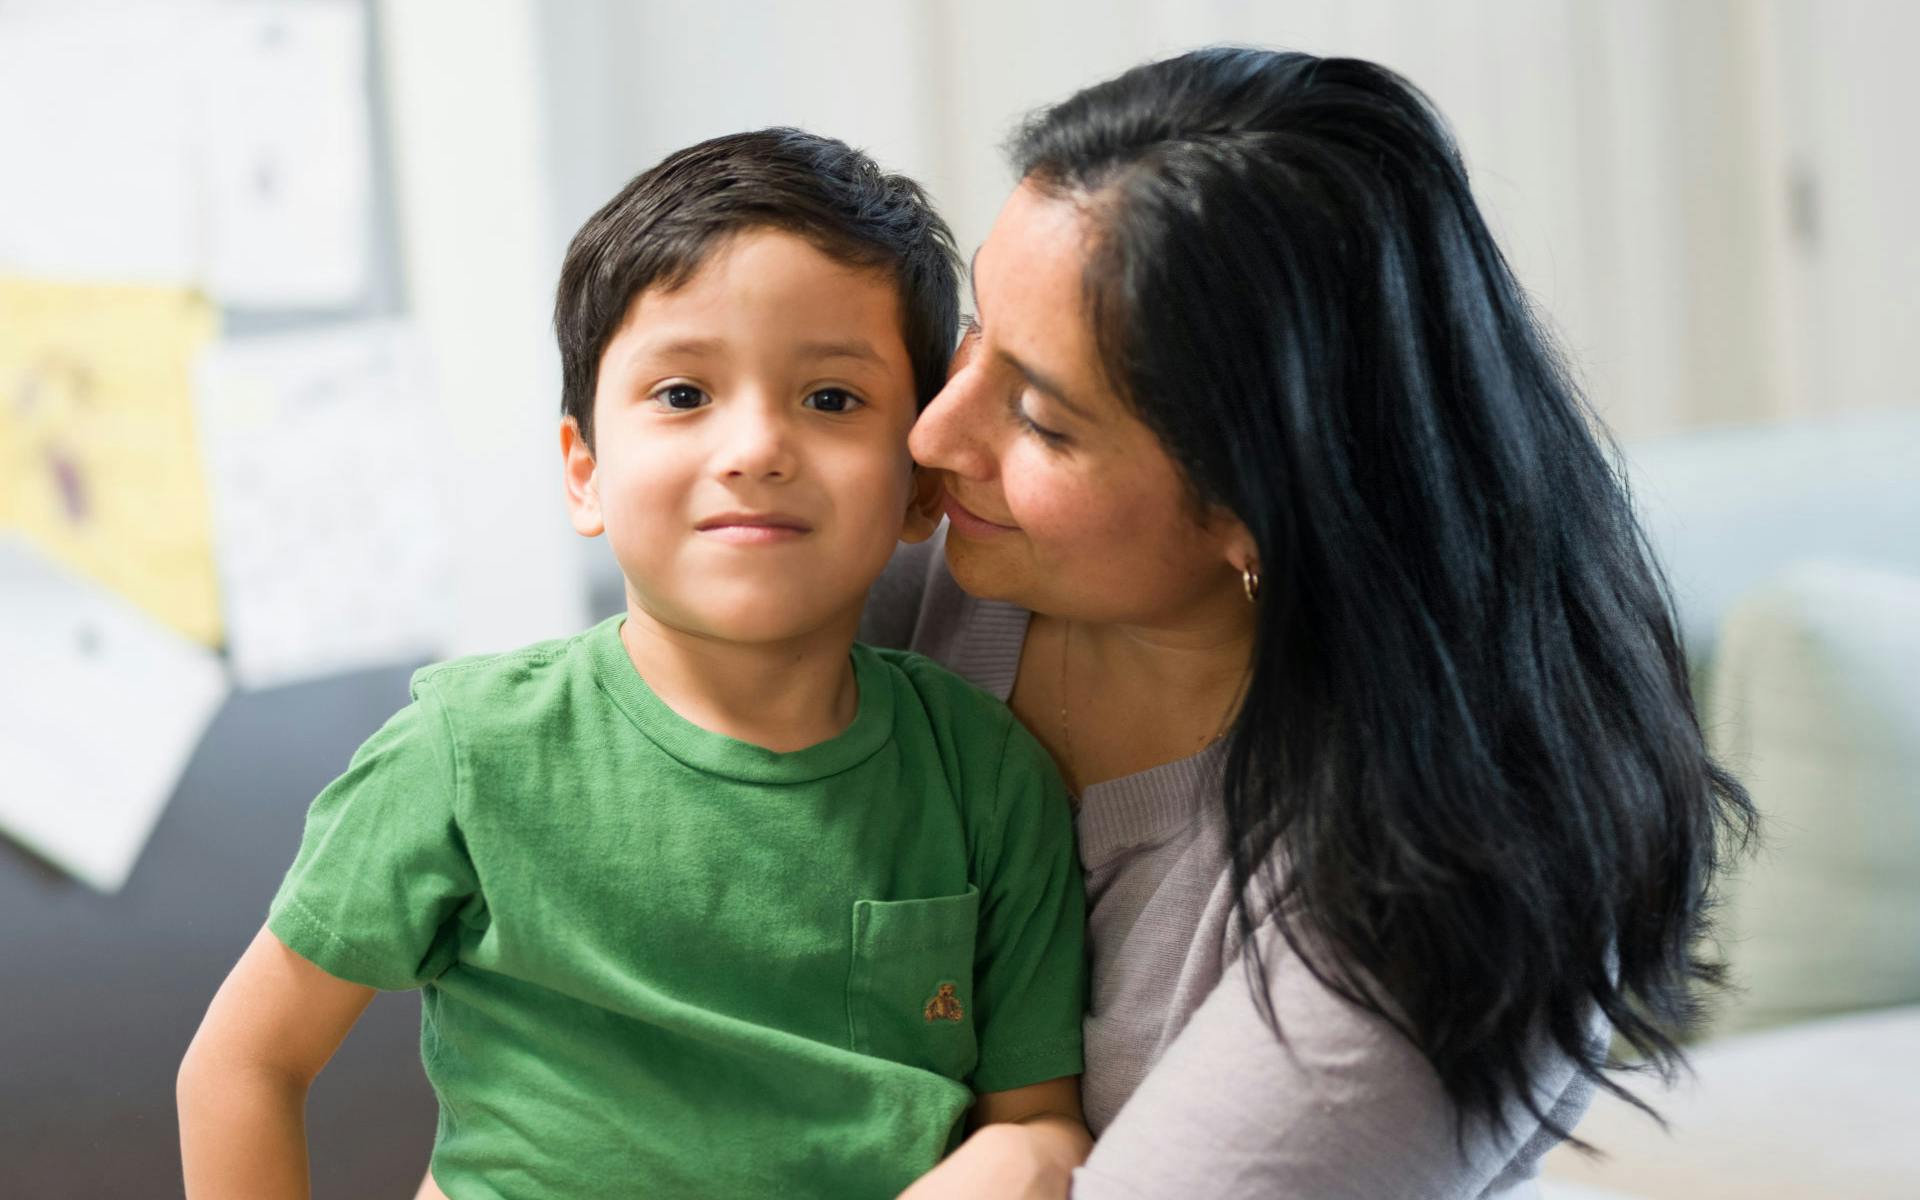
[965,245,1092,423]
[627,336,725,365]
[795,338,890,367]
[626,336,889,370]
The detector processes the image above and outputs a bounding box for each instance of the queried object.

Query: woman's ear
[1209,505,1259,583]
[561,417,604,537]
[899,465,945,544]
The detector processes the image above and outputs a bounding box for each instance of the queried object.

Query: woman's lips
[941,492,1019,538]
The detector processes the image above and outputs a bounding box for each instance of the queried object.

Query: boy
[178,129,1088,1198]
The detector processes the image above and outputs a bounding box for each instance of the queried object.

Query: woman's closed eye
[1010,389,1069,447]
[803,387,865,414]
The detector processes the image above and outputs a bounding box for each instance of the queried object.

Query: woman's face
[908,182,1248,626]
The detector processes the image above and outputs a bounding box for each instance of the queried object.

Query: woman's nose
[909,344,993,478]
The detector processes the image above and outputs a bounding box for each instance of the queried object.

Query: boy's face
[564,228,932,646]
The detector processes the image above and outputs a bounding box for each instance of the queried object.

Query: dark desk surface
[3,662,438,1199]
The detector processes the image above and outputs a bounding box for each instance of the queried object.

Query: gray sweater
[862,529,1596,1199]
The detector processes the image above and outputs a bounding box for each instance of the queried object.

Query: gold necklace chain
[1061,615,1239,798]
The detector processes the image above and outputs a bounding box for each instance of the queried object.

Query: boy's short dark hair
[555,127,962,446]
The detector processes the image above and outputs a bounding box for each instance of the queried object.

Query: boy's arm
[178,924,377,1199]
[895,1076,1091,1200]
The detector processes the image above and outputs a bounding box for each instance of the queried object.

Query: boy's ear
[561,417,604,537]
[899,465,945,545]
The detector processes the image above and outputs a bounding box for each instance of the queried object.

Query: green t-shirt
[267,615,1084,1199]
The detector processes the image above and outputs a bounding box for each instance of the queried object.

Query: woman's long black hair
[1011,47,1756,1143]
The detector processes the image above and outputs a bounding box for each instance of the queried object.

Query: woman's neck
[618,603,861,753]
[1013,589,1256,793]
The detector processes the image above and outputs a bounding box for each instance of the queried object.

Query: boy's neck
[616,601,864,753]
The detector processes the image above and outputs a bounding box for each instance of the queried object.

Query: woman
[885,46,1753,1198]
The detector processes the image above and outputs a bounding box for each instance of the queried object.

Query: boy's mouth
[696,511,813,543]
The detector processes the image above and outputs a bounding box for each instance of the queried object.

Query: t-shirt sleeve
[266,678,479,991]
[969,716,1088,1094]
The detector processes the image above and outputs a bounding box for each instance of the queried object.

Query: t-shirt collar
[588,615,896,784]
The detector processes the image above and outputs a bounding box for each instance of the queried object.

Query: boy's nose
[714,405,798,481]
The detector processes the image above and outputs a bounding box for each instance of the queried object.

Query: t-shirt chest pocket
[847,885,980,1081]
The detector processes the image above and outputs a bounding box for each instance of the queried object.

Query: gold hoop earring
[1241,565,1261,603]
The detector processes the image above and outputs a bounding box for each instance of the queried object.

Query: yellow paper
[0,278,222,645]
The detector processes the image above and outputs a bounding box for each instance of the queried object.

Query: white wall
[1769,0,1920,417]
[537,0,949,258]
[378,0,590,652]
[522,0,1916,445]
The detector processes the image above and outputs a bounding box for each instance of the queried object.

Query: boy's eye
[653,384,708,410]
[803,388,863,414]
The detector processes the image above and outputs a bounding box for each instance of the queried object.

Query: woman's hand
[896,1077,1089,1200]
[895,1120,1080,1200]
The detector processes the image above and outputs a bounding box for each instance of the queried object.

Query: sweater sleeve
[1070,923,1595,1200]
[857,535,942,651]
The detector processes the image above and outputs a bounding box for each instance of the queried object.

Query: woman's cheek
[997,445,1058,530]
[1005,453,1100,546]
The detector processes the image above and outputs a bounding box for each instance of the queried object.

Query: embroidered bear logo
[923,982,964,1023]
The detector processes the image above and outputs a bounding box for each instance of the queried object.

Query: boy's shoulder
[863,644,1072,874]
[406,617,614,720]
[862,643,1050,775]
[865,643,1010,724]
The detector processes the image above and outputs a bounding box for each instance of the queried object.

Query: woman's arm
[1072,927,1590,1200]
[177,924,377,1199]
[896,1076,1092,1200]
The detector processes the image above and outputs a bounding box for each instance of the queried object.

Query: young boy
[178,129,1088,1199]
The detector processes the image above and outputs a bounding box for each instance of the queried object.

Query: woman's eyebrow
[968,246,1092,422]
[1008,354,1091,421]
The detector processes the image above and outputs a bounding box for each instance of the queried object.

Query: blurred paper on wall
[196,322,448,689]
[0,277,223,646]
[199,0,373,308]
[0,0,201,285]
[0,537,229,893]
[0,0,372,307]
